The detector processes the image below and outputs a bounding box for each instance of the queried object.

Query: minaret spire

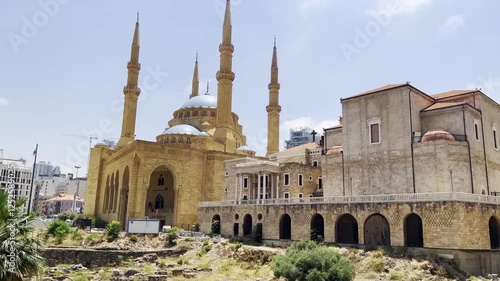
[266,38,281,156]
[190,53,199,98]
[117,18,141,148]
[214,0,237,150]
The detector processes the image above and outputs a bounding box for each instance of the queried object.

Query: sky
[1,0,500,175]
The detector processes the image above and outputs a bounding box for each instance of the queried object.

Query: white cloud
[465,76,500,98]
[297,0,327,10]
[368,0,431,17]
[0,97,10,106]
[439,14,465,34]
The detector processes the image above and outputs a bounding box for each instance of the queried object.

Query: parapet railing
[198,192,500,207]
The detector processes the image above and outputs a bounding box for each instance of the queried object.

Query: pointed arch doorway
[145,165,175,228]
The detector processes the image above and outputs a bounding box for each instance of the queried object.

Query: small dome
[163,125,203,135]
[237,145,255,152]
[95,142,107,147]
[180,95,217,109]
[421,130,455,142]
[199,132,210,136]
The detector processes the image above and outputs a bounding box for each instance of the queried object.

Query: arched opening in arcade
[489,216,500,249]
[119,166,130,228]
[336,214,359,244]
[310,213,325,242]
[145,166,175,229]
[404,213,424,247]
[364,213,391,247]
[243,214,253,236]
[211,214,221,235]
[279,214,292,240]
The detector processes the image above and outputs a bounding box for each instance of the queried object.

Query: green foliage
[388,270,404,280]
[164,227,182,247]
[129,234,138,243]
[0,190,46,280]
[211,220,220,235]
[235,242,243,249]
[47,220,72,243]
[251,223,263,244]
[272,241,355,281]
[57,211,77,221]
[193,223,200,232]
[104,221,121,242]
[91,217,107,228]
[198,240,212,256]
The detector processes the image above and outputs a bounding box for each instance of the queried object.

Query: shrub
[211,220,220,235]
[47,220,72,243]
[252,223,262,244]
[235,242,243,249]
[272,241,355,281]
[193,223,200,232]
[57,211,77,221]
[165,227,182,247]
[91,217,107,228]
[104,221,121,242]
[129,235,138,243]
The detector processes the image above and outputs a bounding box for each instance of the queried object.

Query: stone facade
[199,83,500,253]
[199,200,499,250]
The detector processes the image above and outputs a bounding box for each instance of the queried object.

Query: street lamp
[72,166,81,213]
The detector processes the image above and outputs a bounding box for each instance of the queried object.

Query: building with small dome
[84,1,280,228]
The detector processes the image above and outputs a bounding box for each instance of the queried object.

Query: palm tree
[0,190,46,281]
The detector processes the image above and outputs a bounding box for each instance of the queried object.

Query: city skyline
[2,0,500,174]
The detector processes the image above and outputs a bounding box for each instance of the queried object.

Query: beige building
[200,83,500,263]
[84,1,282,229]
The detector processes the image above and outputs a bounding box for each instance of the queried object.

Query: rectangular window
[284,174,290,186]
[298,193,303,198]
[494,130,498,149]
[284,192,290,199]
[298,174,303,186]
[370,123,380,143]
[243,177,248,188]
[475,123,479,140]
[312,160,318,167]
[259,175,264,187]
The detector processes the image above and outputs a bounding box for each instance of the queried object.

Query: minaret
[213,0,236,149]
[190,53,199,99]
[266,38,281,156]
[117,15,141,148]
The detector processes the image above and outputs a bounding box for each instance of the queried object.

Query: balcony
[199,192,500,207]
[413,133,467,143]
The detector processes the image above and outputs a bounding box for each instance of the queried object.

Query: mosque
[84,0,280,229]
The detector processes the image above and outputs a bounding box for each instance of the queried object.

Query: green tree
[104,221,121,242]
[0,190,46,281]
[272,241,355,281]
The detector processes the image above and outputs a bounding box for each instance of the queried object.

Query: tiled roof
[423,101,468,111]
[272,142,322,158]
[46,194,83,202]
[342,84,406,101]
[432,90,477,100]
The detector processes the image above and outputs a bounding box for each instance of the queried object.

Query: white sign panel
[127,219,160,234]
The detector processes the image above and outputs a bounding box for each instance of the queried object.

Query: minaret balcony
[219,44,234,52]
[216,71,235,81]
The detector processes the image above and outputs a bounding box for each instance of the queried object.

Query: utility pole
[27,144,38,215]
[73,166,80,213]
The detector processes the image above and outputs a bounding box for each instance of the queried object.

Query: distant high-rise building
[284,127,322,149]
[0,159,34,214]
[35,161,61,177]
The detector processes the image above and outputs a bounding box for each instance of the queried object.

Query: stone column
[235,173,239,203]
[271,173,274,201]
[257,174,261,204]
[239,174,244,204]
[276,174,280,199]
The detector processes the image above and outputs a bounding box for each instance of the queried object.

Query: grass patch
[388,270,404,280]
[143,265,154,275]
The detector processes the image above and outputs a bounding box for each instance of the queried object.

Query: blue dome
[180,95,217,109]
[163,125,203,135]
[237,145,255,151]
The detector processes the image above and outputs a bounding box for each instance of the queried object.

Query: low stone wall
[41,248,183,267]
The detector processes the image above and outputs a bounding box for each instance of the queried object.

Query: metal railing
[198,192,500,207]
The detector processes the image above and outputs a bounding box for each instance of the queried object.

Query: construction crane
[62,134,98,175]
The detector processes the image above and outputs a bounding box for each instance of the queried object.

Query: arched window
[187,137,192,144]
[201,111,207,117]
[172,137,176,143]
[185,112,191,117]
[165,138,169,143]
[158,174,165,186]
[179,137,184,143]
[179,112,184,118]
[211,112,216,117]
[155,194,164,209]
[193,111,199,117]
